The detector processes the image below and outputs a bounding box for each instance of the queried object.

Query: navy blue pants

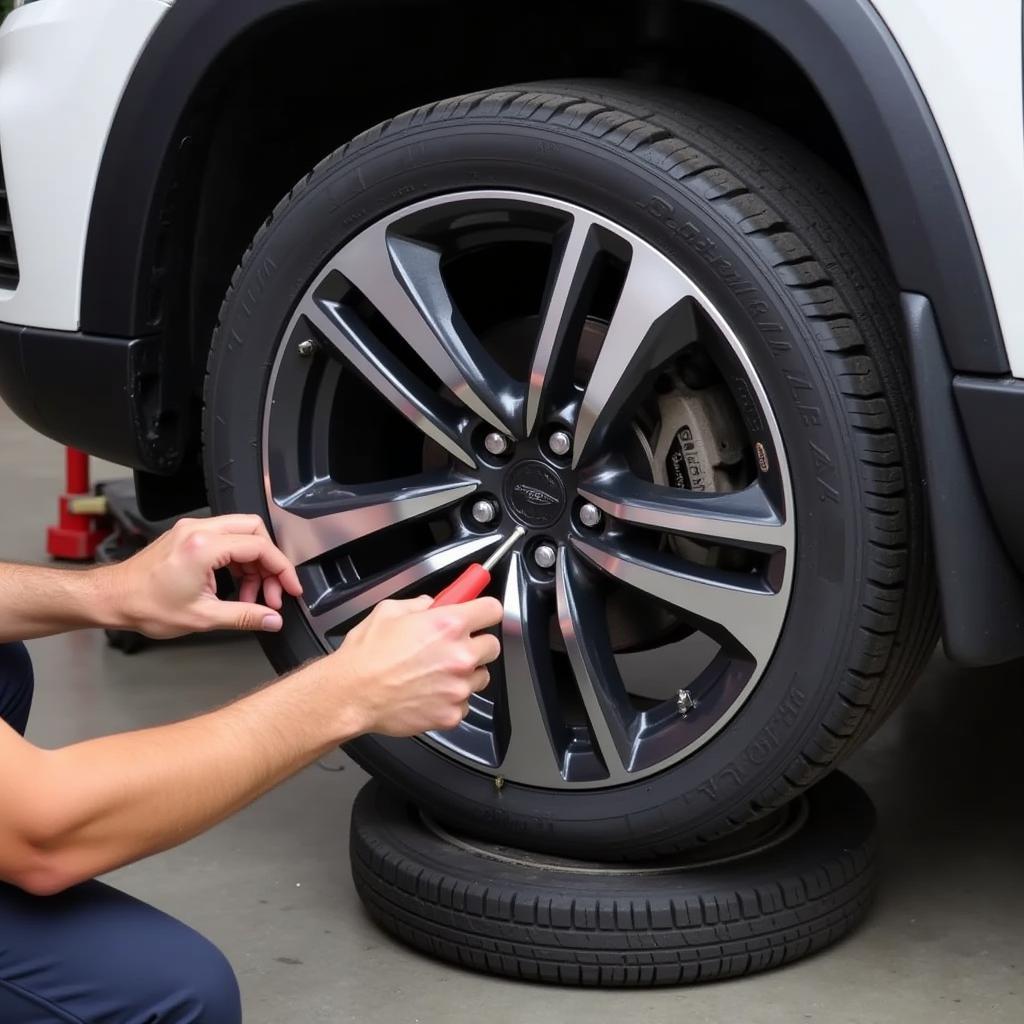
[0,643,242,1023]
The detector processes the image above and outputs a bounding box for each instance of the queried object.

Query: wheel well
[148,0,862,512]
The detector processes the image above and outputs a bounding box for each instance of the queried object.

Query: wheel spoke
[309,534,500,635]
[556,549,638,779]
[571,536,784,665]
[270,475,477,566]
[328,222,520,434]
[573,244,699,468]
[496,553,571,786]
[526,213,602,435]
[578,473,789,552]
[299,295,477,467]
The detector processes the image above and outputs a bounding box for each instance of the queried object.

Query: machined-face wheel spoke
[571,536,785,666]
[299,295,477,467]
[556,549,638,779]
[270,475,478,566]
[309,534,501,635]
[578,473,789,553]
[527,213,602,436]
[326,221,520,435]
[496,553,572,785]
[573,243,700,468]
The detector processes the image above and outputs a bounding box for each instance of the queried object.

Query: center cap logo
[504,460,566,529]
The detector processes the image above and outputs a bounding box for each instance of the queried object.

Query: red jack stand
[46,448,111,561]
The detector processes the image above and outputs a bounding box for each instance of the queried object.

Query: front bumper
[0,0,169,331]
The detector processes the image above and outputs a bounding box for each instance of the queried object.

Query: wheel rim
[262,190,795,790]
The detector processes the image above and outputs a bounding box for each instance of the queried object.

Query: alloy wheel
[262,191,794,789]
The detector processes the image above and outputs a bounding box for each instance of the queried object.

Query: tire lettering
[809,441,841,503]
[636,195,784,334]
[692,685,807,802]
[469,805,556,834]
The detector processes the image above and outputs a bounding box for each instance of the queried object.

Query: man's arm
[0,594,502,895]
[0,562,120,642]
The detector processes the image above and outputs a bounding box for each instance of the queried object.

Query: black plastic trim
[0,147,20,290]
[81,0,1007,373]
[0,323,182,474]
[902,294,1024,666]
[954,375,1024,573]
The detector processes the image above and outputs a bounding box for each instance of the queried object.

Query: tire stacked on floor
[350,773,877,986]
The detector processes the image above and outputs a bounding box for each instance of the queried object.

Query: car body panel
[871,0,1024,376]
[0,0,171,331]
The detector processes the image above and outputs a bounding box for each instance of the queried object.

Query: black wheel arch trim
[81,0,1007,376]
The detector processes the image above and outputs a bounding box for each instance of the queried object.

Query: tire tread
[349,778,876,987]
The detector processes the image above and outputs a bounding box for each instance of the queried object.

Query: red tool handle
[431,564,492,607]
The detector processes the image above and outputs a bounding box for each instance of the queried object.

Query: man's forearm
[8,661,358,894]
[0,570,500,895]
[0,563,120,642]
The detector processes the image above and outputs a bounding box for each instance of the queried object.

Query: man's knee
[139,918,241,1024]
[0,880,242,1024]
[0,642,33,735]
[166,926,242,1024]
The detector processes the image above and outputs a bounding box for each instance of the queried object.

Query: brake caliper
[649,369,746,558]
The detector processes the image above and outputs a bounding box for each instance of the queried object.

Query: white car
[0,0,1020,860]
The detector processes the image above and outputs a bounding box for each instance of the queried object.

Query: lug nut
[297,339,316,357]
[533,543,557,570]
[483,432,510,456]
[579,502,603,529]
[677,689,697,717]
[471,499,498,525]
[548,430,572,457]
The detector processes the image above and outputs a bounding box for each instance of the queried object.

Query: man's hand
[324,595,504,738]
[103,515,303,638]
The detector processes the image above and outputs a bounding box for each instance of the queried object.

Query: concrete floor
[2,403,1024,1023]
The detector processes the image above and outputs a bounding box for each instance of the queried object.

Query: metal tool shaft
[482,526,526,571]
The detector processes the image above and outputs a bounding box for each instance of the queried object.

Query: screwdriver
[431,526,527,607]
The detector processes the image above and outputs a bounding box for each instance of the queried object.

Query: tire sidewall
[206,116,865,855]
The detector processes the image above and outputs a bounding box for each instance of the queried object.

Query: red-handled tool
[431,526,527,607]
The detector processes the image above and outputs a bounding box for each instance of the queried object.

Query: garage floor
[3,403,1023,1024]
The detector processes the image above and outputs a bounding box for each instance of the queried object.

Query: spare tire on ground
[350,772,877,987]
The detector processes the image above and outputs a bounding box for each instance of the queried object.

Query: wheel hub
[503,459,566,530]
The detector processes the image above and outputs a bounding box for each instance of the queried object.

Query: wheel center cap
[504,460,565,529]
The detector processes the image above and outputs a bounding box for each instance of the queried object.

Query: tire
[204,80,938,858]
[350,772,877,986]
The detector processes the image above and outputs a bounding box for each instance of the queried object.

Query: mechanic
[0,514,503,1023]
